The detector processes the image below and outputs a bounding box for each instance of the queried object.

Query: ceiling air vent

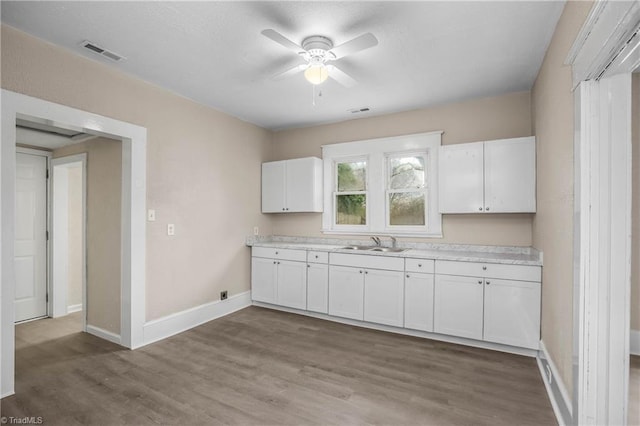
[348,107,371,114]
[80,40,126,62]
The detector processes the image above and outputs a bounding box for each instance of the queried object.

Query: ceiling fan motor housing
[301,35,335,61]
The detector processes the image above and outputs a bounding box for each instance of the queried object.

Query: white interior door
[14,152,48,322]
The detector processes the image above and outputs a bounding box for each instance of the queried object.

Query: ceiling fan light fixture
[304,65,329,85]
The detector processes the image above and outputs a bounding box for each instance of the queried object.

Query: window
[335,159,367,225]
[387,153,427,227]
[322,132,442,237]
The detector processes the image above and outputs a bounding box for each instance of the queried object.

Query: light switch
[253,226,259,236]
[148,209,156,221]
[167,224,175,236]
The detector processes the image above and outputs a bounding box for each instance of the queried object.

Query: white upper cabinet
[438,136,536,213]
[262,157,323,213]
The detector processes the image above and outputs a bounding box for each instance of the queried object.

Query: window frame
[384,151,429,233]
[321,131,442,237]
[333,155,370,232]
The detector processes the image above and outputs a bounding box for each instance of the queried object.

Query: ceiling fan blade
[271,64,307,81]
[329,33,378,59]
[262,29,304,54]
[327,65,357,88]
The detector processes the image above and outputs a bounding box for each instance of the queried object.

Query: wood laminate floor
[631,355,640,426]
[2,307,556,425]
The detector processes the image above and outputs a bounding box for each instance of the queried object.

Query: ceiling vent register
[80,40,125,62]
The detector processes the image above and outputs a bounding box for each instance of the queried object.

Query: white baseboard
[86,324,122,345]
[252,302,538,358]
[632,329,640,356]
[142,291,251,347]
[67,304,83,314]
[537,340,572,426]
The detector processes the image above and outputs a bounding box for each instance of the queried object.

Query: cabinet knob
[359,270,363,274]
[482,266,487,271]
[406,274,410,278]
[282,208,285,211]
[479,207,483,211]
[273,261,276,264]
[485,207,490,211]
[286,208,289,211]
[275,251,278,255]
[486,280,491,285]
[418,264,422,267]
[315,255,318,259]
[478,280,483,284]
[365,271,368,274]
[307,264,310,268]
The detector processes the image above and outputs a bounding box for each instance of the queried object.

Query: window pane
[337,161,366,191]
[389,156,425,190]
[336,194,366,225]
[389,192,425,226]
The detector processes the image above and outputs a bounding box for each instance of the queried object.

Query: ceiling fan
[262,29,378,87]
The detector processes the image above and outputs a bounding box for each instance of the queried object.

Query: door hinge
[46,230,49,241]
[46,169,49,179]
[46,293,49,303]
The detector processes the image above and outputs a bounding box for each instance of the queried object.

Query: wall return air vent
[80,40,126,62]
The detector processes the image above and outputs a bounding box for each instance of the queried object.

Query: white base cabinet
[307,263,329,314]
[404,273,434,332]
[363,269,404,327]
[251,247,307,310]
[328,265,364,320]
[483,278,541,349]
[434,274,484,340]
[251,257,277,304]
[276,260,308,310]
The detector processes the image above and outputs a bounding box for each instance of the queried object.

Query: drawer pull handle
[482,266,487,271]
[478,280,483,284]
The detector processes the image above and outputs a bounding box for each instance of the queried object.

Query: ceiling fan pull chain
[312,84,316,106]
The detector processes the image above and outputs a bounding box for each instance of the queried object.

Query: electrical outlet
[253,226,259,236]
[220,290,228,300]
[167,224,175,236]
[147,209,156,221]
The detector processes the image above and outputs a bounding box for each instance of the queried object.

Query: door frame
[51,154,87,333]
[14,147,51,323]
[1,90,147,397]
[566,2,640,424]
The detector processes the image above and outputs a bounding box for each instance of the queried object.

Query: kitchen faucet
[390,236,397,248]
[371,236,381,246]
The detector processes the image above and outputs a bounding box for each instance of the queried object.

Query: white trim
[67,304,83,314]
[631,330,640,356]
[86,324,121,345]
[1,90,147,396]
[252,301,538,358]
[142,291,252,346]
[321,131,443,237]
[537,340,572,426]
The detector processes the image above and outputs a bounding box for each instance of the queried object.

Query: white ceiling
[1,1,565,130]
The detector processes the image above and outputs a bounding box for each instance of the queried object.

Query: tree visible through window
[388,155,426,226]
[335,160,367,225]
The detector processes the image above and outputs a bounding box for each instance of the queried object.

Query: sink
[369,247,407,253]
[341,245,374,250]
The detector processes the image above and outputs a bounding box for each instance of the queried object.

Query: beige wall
[632,73,640,332]
[532,0,593,396]
[54,138,122,334]
[67,165,83,308]
[1,25,274,322]
[272,91,534,246]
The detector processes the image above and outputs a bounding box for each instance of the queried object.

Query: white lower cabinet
[251,257,278,304]
[328,265,364,320]
[307,263,329,313]
[363,269,404,327]
[404,273,434,332]
[276,260,308,310]
[433,274,484,340]
[483,278,541,350]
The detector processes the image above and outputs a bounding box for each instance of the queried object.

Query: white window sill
[322,229,444,238]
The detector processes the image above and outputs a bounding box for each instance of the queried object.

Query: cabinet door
[434,275,484,340]
[328,266,364,320]
[483,278,541,349]
[286,157,322,213]
[438,142,485,213]
[262,161,286,213]
[276,260,307,310]
[484,137,536,213]
[364,269,404,327]
[404,273,434,332]
[307,263,329,313]
[251,257,277,303]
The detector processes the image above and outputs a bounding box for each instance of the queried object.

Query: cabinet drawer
[307,251,329,264]
[435,260,541,282]
[252,247,307,262]
[405,258,435,274]
[329,253,404,271]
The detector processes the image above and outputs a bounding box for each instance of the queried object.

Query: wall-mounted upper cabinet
[262,157,323,213]
[438,136,536,213]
